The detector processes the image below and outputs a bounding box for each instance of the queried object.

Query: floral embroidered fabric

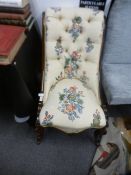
[58,86,84,121]
[42,111,54,126]
[69,17,83,42]
[55,37,63,58]
[91,109,101,127]
[85,38,94,53]
[39,8,106,132]
[64,51,81,79]
[40,78,106,133]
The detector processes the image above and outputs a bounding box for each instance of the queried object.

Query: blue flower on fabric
[85,38,94,52]
[55,37,63,57]
[42,111,54,126]
[58,86,84,121]
[69,17,83,42]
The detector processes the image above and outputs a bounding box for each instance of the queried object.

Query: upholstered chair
[102,0,131,105]
[36,7,107,144]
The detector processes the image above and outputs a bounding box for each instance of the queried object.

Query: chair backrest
[43,8,104,104]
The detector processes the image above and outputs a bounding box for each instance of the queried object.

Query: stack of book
[0,0,34,29]
[0,24,26,65]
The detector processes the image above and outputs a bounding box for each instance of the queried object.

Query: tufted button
[65,48,69,52]
[65,26,69,32]
[56,36,62,42]
[57,57,60,60]
[88,17,93,23]
[88,18,91,23]
[84,58,88,62]
[79,48,83,52]
[58,15,63,20]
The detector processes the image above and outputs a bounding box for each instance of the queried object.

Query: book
[26,17,35,31]
[0,0,29,8]
[0,25,26,65]
[79,0,107,11]
[0,14,33,26]
[0,4,30,14]
[0,10,30,20]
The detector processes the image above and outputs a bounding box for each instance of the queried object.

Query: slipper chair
[36,7,107,144]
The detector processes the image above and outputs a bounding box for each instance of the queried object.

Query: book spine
[0,4,30,14]
[25,14,32,25]
[0,57,9,65]
[0,0,22,7]
[0,8,24,14]
[0,18,27,26]
[0,11,30,20]
[25,17,34,32]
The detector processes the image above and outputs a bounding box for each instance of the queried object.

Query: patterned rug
[89,118,127,175]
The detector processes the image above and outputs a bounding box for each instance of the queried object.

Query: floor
[0,106,96,175]
[0,100,130,175]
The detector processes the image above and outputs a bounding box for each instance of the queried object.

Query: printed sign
[79,0,107,11]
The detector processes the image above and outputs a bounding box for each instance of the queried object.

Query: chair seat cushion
[102,64,131,105]
[39,79,106,133]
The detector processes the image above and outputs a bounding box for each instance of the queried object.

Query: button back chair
[36,7,107,144]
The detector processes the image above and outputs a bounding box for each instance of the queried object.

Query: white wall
[30,0,80,34]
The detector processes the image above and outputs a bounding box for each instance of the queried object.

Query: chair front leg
[94,126,107,146]
[35,118,45,144]
[92,104,108,146]
[35,95,44,144]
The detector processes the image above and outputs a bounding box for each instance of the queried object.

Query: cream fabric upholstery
[39,7,106,133]
[40,79,105,133]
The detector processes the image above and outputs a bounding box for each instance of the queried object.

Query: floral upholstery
[39,7,106,133]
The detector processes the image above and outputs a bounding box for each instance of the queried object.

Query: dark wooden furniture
[0,23,42,125]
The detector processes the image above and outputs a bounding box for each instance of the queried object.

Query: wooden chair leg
[35,95,44,144]
[93,104,108,146]
[94,126,107,146]
[35,118,44,144]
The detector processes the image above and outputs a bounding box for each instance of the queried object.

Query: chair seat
[39,79,106,133]
[102,64,131,105]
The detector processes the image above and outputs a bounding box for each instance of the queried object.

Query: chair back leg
[35,100,44,144]
[94,126,107,146]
